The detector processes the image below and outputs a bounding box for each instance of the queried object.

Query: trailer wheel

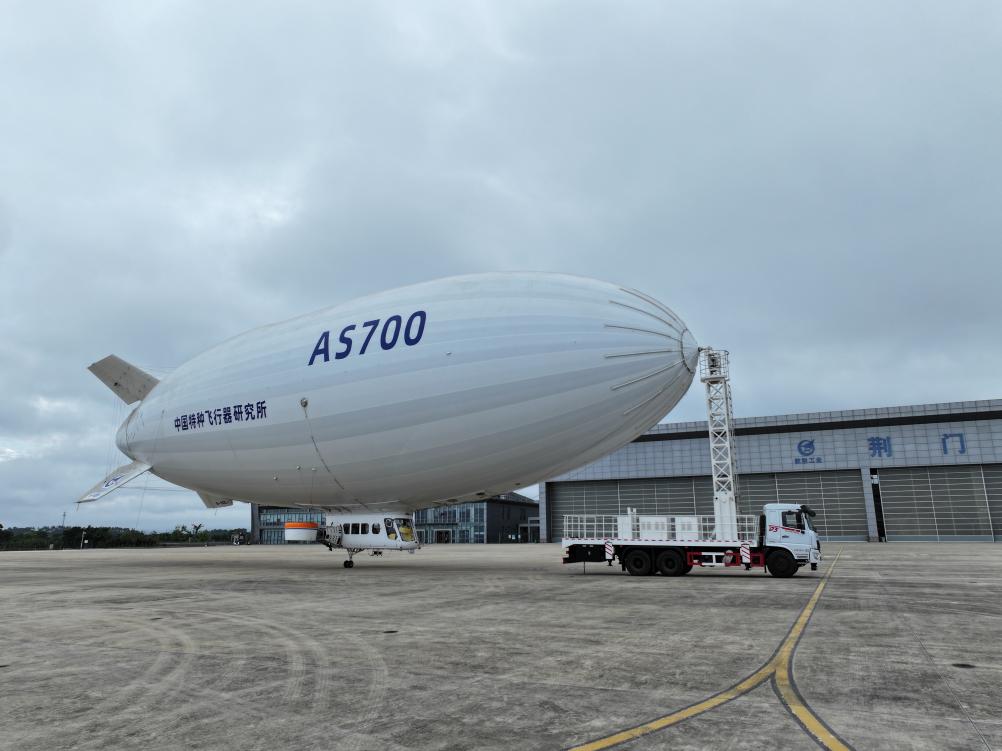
[656,549,685,577]
[766,550,797,578]
[623,549,652,576]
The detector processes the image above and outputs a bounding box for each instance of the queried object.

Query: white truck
[560,503,822,577]
[560,348,823,578]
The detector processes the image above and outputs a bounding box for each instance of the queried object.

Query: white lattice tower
[699,348,739,541]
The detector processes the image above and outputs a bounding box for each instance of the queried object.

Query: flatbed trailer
[558,348,821,579]
[561,504,822,578]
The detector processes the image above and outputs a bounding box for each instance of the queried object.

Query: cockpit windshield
[395,518,415,542]
[384,518,397,541]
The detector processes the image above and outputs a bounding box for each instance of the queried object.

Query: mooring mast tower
[699,348,739,540]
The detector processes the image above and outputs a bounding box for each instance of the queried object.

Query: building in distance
[251,491,539,544]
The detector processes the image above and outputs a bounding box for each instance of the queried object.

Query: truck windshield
[782,510,805,530]
[395,518,415,542]
[802,513,814,531]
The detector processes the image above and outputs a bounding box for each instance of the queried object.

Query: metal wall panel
[930,467,992,537]
[806,470,869,540]
[551,403,1002,484]
[876,467,935,538]
[878,466,994,540]
[983,464,1002,541]
[547,477,712,540]
[738,473,778,514]
[765,470,867,540]
[547,469,867,541]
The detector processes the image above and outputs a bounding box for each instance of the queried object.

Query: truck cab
[761,503,822,575]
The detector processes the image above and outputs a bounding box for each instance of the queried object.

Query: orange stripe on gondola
[284,522,319,529]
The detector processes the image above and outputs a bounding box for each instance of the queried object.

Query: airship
[81,272,698,564]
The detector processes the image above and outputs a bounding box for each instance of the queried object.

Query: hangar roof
[636,399,1002,443]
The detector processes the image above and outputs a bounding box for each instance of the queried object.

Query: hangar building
[540,400,1002,543]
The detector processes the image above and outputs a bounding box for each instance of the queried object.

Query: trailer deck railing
[562,514,757,543]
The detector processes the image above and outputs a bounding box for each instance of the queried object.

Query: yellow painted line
[567,549,845,751]
[568,664,775,751]
[774,549,852,751]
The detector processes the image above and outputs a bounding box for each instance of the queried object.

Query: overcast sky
[1,2,1000,531]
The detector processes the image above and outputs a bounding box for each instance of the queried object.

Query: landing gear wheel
[656,549,685,577]
[766,551,797,578]
[343,560,354,569]
[623,549,652,576]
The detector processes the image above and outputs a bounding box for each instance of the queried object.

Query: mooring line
[566,548,848,751]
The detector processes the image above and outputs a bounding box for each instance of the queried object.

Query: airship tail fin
[198,491,234,509]
[78,459,152,503]
[88,355,159,404]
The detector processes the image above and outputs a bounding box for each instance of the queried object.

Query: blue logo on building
[794,439,823,465]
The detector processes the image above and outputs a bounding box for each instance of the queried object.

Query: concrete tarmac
[0,543,999,750]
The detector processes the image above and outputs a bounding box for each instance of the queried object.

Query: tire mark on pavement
[565,549,851,751]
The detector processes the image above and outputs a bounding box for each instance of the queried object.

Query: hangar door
[547,469,867,541]
[546,477,714,541]
[877,466,996,541]
[984,464,1002,541]
[737,470,868,541]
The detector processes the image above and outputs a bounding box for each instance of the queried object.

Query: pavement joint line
[865,569,994,751]
[565,548,851,751]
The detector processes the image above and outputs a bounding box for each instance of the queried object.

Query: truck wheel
[680,564,693,575]
[767,551,797,578]
[623,549,652,576]
[656,549,685,577]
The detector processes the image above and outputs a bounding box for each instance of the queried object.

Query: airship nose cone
[603,285,699,423]
[681,327,699,374]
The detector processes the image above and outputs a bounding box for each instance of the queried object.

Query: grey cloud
[1,1,1000,528]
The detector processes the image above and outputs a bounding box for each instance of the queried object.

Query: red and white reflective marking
[740,542,751,564]
[769,524,803,534]
[604,541,614,560]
